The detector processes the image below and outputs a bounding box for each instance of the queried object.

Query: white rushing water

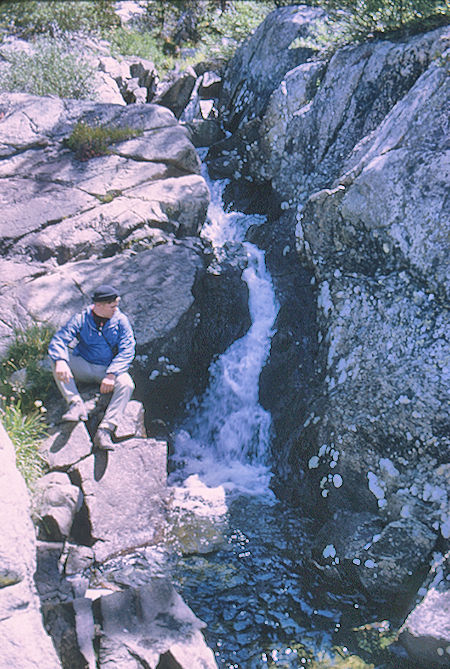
[171,172,279,496]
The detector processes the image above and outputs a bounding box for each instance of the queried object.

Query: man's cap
[92,284,119,302]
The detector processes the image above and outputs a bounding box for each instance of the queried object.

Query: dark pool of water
[170,495,417,669]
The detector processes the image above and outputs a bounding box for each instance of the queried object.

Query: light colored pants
[52,353,134,431]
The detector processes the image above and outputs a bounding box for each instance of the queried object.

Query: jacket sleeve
[106,315,136,376]
[48,313,83,363]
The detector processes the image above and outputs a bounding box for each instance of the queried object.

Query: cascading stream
[171,169,279,495]
[165,163,407,669]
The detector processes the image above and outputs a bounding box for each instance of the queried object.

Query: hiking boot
[62,401,88,422]
[94,427,115,451]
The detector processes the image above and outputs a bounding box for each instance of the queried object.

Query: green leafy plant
[1,399,49,488]
[320,0,449,44]
[95,189,123,204]
[0,0,119,37]
[64,121,144,161]
[0,323,55,413]
[108,26,177,73]
[0,38,97,99]
[124,1,276,66]
[0,324,55,487]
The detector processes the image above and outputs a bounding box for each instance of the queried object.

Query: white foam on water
[171,170,279,497]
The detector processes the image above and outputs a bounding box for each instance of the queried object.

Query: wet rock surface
[399,551,450,667]
[209,8,450,663]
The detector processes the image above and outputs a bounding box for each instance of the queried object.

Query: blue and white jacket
[48,307,135,376]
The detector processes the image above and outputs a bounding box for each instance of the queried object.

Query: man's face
[93,297,120,319]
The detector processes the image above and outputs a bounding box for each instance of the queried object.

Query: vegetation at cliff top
[0,324,55,488]
[318,0,449,47]
[0,0,447,88]
[0,0,120,37]
[64,121,144,161]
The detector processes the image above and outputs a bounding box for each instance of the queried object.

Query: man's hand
[100,374,115,394]
[54,359,73,384]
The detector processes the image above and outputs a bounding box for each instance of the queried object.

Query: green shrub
[114,1,275,70]
[64,121,144,161]
[321,0,449,44]
[108,26,177,73]
[201,1,275,45]
[0,323,55,413]
[0,0,119,37]
[0,324,54,488]
[0,38,97,99]
[1,323,54,371]
[1,399,48,488]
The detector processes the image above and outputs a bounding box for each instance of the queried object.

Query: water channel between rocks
[98,162,417,669]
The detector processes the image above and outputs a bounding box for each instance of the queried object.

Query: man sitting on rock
[48,284,135,451]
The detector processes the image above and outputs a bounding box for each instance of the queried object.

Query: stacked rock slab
[37,398,166,558]
[71,435,167,562]
[0,423,61,668]
[33,395,218,668]
[0,89,250,423]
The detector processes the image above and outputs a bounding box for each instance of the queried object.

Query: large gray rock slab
[0,177,98,241]
[0,92,209,360]
[94,580,218,668]
[219,5,324,131]
[283,272,449,526]
[71,437,167,562]
[114,125,201,173]
[41,243,200,337]
[0,235,203,352]
[0,92,65,153]
[285,46,450,527]
[256,26,449,554]
[299,42,449,297]
[255,27,447,198]
[14,174,208,263]
[0,423,61,668]
[253,59,327,182]
[0,93,204,257]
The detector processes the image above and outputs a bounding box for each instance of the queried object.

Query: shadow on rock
[93,450,108,482]
[49,423,78,454]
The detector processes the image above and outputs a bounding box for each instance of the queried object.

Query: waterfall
[171,172,279,496]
